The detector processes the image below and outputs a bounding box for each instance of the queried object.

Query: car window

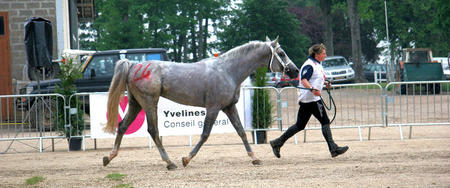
[374,65,386,72]
[82,55,119,78]
[82,52,165,78]
[409,51,428,63]
[147,53,162,60]
[127,53,162,63]
[323,58,348,68]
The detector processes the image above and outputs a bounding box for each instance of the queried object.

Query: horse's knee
[200,133,210,141]
[237,131,247,138]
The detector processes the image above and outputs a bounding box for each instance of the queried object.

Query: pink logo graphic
[107,96,146,135]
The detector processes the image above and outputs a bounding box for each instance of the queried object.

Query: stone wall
[0,0,57,81]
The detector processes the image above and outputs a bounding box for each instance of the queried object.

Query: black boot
[331,146,349,158]
[269,138,283,158]
[322,123,349,158]
[270,124,303,158]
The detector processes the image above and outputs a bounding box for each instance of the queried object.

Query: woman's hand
[325,81,331,89]
[312,88,321,96]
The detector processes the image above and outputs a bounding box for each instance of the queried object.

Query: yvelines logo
[107,96,146,135]
[163,110,206,117]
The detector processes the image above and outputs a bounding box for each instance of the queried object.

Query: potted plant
[251,67,273,144]
[54,54,85,151]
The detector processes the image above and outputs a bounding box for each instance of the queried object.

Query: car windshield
[322,58,348,68]
[82,52,163,78]
[83,55,119,78]
[127,53,162,63]
[364,64,386,72]
[407,51,428,63]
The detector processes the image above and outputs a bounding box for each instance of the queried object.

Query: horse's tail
[104,59,131,134]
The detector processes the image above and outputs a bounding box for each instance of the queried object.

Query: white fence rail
[1,81,450,153]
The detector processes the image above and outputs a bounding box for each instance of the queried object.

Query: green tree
[288,0,380,65]
[83,0,230,62]
[369,0,449,58]
[217,0,310,66]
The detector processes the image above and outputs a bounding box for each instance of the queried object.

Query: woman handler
[270,44,348,158]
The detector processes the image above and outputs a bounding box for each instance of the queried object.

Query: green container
[403,63,445,81]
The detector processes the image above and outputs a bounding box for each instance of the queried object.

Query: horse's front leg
[223,104,261,165]
[182,109,219,167]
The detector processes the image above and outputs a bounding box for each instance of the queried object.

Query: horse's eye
[279,53,285,57]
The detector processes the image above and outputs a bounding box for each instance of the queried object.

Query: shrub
[251,68,273,129]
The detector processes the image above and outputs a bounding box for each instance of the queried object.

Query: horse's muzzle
[286,68,299,79]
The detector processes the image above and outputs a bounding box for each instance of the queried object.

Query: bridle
[268,44,296,74]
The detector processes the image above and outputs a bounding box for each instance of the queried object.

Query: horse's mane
[220,41,268,61]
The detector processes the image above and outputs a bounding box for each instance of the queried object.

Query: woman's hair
[308,44,326,58]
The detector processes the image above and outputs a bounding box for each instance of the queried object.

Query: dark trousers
[278,100,338,151]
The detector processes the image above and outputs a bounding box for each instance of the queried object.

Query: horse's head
[266,36,299,79]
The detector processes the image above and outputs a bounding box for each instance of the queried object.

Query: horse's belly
[161,92,205,107]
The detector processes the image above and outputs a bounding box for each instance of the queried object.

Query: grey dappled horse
[103,36,299,170]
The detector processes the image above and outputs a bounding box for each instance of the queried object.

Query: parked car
[265,72,299,88]
[274,74,299,88]
[20,48,169,95]
[363,64,387,82]
[265,72,279,86]
[322,56,355,83]
[19,48,169,113]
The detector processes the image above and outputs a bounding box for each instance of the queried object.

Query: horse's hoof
[252,159,262,165]
[167,163,178,171]
[182,157,190,167]
[103,156,110,166]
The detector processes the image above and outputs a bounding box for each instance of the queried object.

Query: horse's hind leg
[223,104,261,165]
[144,105,177,170]
[103,94,141,166]
[182,108,219,167]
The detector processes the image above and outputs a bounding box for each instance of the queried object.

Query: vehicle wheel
[29,97,57,132]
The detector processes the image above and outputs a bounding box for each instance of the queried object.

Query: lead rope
[296,86,337,124]
[321,88,336,124]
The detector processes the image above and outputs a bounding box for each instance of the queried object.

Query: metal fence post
[276,89,282,131]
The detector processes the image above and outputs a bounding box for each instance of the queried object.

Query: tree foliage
[216,0,310,66]
[368,0,448,58]
[81,0,231,62]
[79,0,448,70]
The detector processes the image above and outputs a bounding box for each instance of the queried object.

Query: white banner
[90,90,247,138]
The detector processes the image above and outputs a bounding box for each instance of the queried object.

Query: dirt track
[1,126,450,187]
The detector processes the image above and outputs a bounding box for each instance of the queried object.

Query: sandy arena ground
[1,126,450,187]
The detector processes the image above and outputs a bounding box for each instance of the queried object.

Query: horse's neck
[222,45,270,84]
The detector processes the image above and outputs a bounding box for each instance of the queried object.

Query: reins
[296,86,337,124]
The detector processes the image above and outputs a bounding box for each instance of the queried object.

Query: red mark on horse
[133,63,152,81]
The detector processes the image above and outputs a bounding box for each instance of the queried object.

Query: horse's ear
[266,36,271,42]
[271,36,279,46]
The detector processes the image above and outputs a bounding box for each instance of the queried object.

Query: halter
[268,44,295,74]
